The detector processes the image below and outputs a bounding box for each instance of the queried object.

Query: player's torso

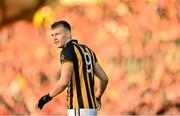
[66,41,98,109]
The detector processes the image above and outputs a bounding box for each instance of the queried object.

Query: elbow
[58,83,68,92]
[104,76,109,84]
[58,81,69,90]
[61,82,69,89]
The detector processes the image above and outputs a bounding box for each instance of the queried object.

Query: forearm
[94,63,109,98]
[38,62,72,109]
[49,81,67,98]
[96,79,108,98]
[49,63,73,98]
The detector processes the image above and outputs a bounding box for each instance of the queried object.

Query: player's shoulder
[80,44,91,50]
[60,40,76,62]
[62,40,75,53]
[61,47,71,55]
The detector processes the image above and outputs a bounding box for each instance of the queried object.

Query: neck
[64,37,72,48]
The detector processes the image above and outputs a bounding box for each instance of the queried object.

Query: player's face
[51,26,70,48]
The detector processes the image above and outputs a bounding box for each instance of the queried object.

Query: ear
[66,31,71,37]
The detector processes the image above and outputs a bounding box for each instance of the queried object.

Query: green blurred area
[0,0,180,115]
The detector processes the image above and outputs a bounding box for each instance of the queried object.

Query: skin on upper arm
[49,62,73,97]
[94,62,108,81]
[60,62,73,86]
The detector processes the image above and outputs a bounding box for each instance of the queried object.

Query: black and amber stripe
[67,42,98,109]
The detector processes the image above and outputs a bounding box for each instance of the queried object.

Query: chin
[57,46,62,48]
[57,45,63,48]
[56,44,61,48]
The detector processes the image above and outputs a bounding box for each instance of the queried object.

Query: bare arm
[49,62,73,98]
[94,63,108,99]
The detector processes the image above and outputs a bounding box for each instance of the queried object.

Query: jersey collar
[70,39,78,43]
[65,39,78,48]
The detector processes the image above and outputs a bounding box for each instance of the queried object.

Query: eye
[56,33,61,35]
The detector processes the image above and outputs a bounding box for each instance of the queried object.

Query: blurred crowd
[0,0,180,115]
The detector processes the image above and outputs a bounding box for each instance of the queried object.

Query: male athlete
[38,20,108,116]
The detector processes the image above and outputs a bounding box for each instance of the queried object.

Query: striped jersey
[60,39,98,109]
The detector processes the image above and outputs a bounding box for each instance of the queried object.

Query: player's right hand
[38,94,52,109]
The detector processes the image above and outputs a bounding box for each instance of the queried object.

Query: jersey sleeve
[60,47,74,63]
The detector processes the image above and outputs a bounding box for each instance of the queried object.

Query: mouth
[54,41,59,44]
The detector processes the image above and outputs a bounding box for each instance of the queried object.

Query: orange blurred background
[0,0,180,115]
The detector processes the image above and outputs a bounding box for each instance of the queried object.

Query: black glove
[38,94,52,109]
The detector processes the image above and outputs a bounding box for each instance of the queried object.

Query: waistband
[67,108,98,116]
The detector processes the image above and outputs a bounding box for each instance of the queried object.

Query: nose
[53,36,57,41]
